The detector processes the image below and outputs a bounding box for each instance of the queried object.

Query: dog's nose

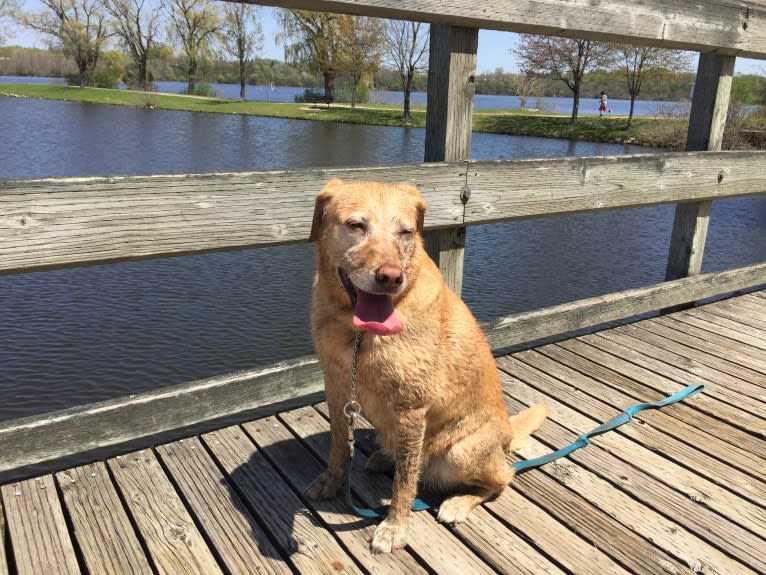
[375,264,404,289]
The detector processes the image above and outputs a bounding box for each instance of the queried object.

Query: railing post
[665,54,735,286]
[423,23,478,296]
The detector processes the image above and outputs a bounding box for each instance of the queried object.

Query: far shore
[1,83,690,149]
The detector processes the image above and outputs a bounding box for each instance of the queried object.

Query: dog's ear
[310,179,344,242]
[398,184,427,234]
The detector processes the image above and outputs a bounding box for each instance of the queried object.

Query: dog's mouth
[339,269,403,336]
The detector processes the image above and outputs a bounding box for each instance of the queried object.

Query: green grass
[0,83,687,148]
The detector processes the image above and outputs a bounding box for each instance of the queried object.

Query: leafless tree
[104,0,163,90]
[515,35,614,123]
[21,0,110,87]
[513,70,540,109]
[384,19,428,119]
[220,2,263,100]
[614,44,693,127]
[0,0,20,46]
[166,0,221,94]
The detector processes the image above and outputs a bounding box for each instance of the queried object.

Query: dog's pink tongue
[352,290,403,335]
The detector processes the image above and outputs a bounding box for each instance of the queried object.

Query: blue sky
[8,3,766,76]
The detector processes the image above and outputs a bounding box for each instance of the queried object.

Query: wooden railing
[1,0,765,478]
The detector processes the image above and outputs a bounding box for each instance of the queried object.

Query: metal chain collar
[343,331,363,458]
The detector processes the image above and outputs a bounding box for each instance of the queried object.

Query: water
[1,94,764,422]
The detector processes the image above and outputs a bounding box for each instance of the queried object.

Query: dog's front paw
[305,471,342,500]
[437,494,480,525]
[370,518,409,554]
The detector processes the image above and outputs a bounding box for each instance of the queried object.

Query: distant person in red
[599,91,611,116]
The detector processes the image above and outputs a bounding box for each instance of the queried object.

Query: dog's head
[310,179,427,336]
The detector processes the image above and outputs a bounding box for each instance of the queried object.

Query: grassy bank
[1,83,689,149]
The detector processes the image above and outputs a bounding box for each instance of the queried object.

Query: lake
[0,93,763,422]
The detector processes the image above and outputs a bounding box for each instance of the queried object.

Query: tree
[21,0,110,87]
[513,70,540,109]
[336,14,384,108]
[614,44,692,127]
[515,35,614,123]
[0,0,20,46]
[384,19,428,119]
[220,2,263,100]
[277,10,341,99]
[104,0,163,90]
[166,0,221,95]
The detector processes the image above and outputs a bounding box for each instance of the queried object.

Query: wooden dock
[1,291,763,575]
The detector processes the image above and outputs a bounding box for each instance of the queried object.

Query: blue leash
[344,383,704,518]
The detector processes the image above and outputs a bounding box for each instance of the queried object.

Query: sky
[6,3,766,76]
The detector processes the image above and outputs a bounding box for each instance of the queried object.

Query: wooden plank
[675,308,766,350]
[584,328,766,434]
[108,449,223,574]
[195,426,363,575]
[2,151,765,274]
[0,495,8,575]
[0,356,323,476]
[422,23,477,296]
[249,0,766,58]
[155,438,293,575]
[665,54,735,284]
[0,476,80,575]
[553,336,766,459]
[55,462,152,575]
[485,263,766,350]
[497,355,766,538]
[502,388,766,574]
[702,296,766,331]
[636,320,766,382]
[228,412,431,574]
[536,342,766,477]
[273,408,498,575]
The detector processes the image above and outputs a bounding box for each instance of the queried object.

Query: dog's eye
[399,228,414,237]
[347,221,367,233]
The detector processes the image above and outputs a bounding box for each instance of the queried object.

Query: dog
[306,179,547,554]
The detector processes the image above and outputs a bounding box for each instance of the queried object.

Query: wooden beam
[2,151,765,275]
[246,1,766,59]
[665,54,736,282]
[485,262,766,350]
[0,357,324,479]
[423,24,478,296]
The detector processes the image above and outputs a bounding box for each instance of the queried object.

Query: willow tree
[277,9,341,99]
[166,0,221,94]
[21,0,110,87]
[516,35,614,123]
[104,0,164,90]
[384,19,428,119]
[220,2,263,100]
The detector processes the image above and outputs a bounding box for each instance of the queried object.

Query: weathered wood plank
[422,23,477,296]
[485,263,766,350]
[498,355,766,538]
[553,336,766,459]
[277,408,498,575]
[0,356,323,477]
[154,438,293,575]
[536,342,766,477]
[233,411,431,574]
[108,450,223,574]
[674,309,766,351]
[0,476,80,575]
[194,425,363,575]
[584,328,766,435]
[2,151,765,274]
[247,0,766,58]
[0,496,8,575]
[55,462,152,575]
[702,297,766,331]
[502,389,766,574]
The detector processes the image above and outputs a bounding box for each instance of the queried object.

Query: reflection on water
[0,97,764,421]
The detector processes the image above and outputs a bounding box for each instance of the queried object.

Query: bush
[294,88,324,103]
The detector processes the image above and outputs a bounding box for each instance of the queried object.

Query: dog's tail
[508,403,548,451]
